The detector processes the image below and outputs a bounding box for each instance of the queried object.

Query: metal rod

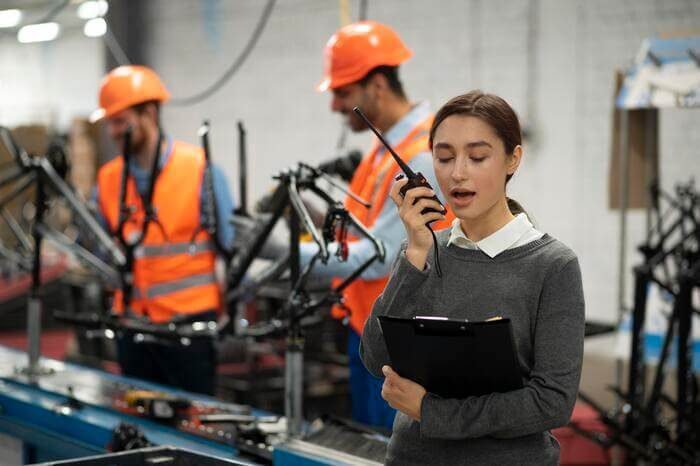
[644,298,678,423]
[625,265,650,437]
[0,173,35,209]
[26,295,42,379]
[288,172,329,262]
[36,223,120,286]
[288,183,301,302]
[0,165,26,190]
[26,171,46,379]
[286,185,303,437]
[1,207,32,253]
[0,127,31,169]
[345,209,386,263]
[199,120,228,257]
[199,121,216,234]
[237,121,248,216]
[285,343,303,437]
[615,110,630,411]
[37,158,125,266]
[674,268,695,444]
[300,163,370,208]
[320,171,370,208]
[0,242,31,271]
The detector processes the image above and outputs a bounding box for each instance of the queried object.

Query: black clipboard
[378,315,523,399]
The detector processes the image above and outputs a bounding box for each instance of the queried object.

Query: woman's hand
[389,176,446,270]
[381,365,427,422]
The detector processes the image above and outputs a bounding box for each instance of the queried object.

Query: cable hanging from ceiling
[169,0,277,106]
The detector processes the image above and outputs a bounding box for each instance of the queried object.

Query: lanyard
[116,129,165,248]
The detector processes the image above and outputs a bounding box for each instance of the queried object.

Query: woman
[360,90,585,465]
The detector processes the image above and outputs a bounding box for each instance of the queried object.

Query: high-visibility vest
[97,141,221,323]
[330,115,454,334]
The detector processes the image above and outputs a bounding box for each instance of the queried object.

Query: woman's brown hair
[428,90,526,216]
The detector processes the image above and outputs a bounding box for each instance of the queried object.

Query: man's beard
[346,112,368,132]
[346,99,375,133]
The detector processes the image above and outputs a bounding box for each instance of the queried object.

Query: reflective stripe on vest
[133,272,217,300]
[134,239,215,259]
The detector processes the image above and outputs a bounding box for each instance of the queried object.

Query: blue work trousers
[347,329,396,429]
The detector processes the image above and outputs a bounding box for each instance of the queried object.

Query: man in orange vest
[304,21,453,428]
[90,65,234,395]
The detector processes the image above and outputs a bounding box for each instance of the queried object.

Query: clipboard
[377,315,523,399]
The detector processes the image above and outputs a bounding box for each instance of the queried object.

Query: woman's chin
[448,201,480,220]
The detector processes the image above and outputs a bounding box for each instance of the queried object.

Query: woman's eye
[471,157,486,163]
[437,157,453,164]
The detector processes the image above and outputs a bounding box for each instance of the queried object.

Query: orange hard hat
[317,20,412,92]
[90,65,170,122]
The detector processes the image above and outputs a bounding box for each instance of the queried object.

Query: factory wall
[2,0,699,323]
[0,26,103,129]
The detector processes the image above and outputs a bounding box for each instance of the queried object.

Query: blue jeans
[348,329,396,429]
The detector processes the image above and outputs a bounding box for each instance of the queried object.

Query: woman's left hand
[381,365,426,422]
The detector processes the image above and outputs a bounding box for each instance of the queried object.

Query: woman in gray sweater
[360,91,585,465]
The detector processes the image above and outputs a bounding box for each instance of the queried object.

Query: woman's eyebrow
[433,142,454,151]
[434,140,493,151]
[464,140,492,149]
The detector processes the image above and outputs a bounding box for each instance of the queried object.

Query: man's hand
[381,365,427,422]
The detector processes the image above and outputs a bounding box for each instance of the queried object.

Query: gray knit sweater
[360,230,585,465]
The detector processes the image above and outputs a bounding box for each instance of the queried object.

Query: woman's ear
[506,145,523,175]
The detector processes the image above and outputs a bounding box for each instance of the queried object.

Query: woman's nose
[451,158,469,181]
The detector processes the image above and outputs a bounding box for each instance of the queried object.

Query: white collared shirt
[447,213,544,258]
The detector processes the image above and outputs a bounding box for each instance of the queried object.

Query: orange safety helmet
[90,65,170,122]
[317,20,412,92]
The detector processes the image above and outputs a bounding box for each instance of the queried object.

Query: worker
[361,90,585,465]
[306,21,454,428]
[90,65,234,395]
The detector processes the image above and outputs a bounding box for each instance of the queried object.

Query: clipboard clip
[414,315,469,322]
[413,316,473,336]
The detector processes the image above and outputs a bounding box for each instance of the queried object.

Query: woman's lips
[450,188,476,207]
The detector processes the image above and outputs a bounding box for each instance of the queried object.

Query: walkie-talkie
[352,107,446,219]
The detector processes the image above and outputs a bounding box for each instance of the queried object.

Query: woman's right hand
[390,176,446,270]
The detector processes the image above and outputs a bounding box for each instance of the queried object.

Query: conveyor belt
[0,345,390,465]
[0,345,262,462]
